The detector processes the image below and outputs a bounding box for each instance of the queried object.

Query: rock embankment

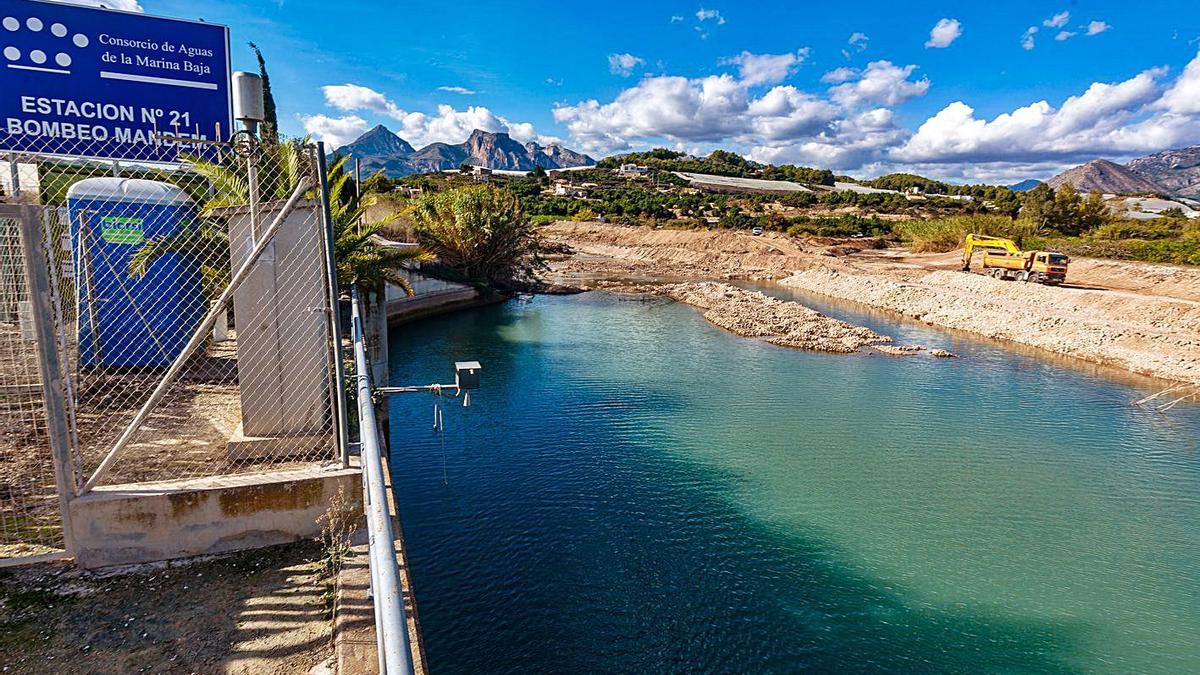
[645,282,891,353]
[783,268,1200,383]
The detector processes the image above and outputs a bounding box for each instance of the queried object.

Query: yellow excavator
[961,234,1069,284]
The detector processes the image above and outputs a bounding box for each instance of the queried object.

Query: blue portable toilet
[67,178,206,368]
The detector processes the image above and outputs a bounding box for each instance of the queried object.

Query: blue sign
[0,0,231,162]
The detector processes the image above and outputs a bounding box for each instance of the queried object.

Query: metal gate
[1,140,349,564]
[0,204,73,564]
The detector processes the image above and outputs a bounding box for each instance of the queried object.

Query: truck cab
[1030,252,1069,284]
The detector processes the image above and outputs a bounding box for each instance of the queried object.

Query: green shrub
[893,215,1038,252]
[410,185,542,286]
[1090,219,1182,241]
[786,215,891,238]
[1025,236,1200,266]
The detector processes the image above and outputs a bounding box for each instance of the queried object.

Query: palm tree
[324,155,432,293]
[130,140,429,295]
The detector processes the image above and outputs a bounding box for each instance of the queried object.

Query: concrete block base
[68,465,361,569]
[226,427,330,462]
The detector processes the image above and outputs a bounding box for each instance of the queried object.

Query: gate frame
[0,203,76,563]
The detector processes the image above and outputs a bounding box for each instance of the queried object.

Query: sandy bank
[646,282,889,353]
[636,282,952,357]
[543,222,1200,385]
[782,268,1200,384]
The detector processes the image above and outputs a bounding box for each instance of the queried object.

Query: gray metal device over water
[455,361,482,391]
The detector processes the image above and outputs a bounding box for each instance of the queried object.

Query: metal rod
[17,205,77,554]
[316,143,350,468]
[245,128,260,242]
[80,177,315,493]
[377,385,459,395]
[361,467,387,675]
[351,284,413,675]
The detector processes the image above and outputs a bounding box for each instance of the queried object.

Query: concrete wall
[386,268,483,325]
[69,466,362,569]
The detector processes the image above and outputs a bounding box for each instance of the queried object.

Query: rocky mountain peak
[1126,145,1200,198]
[1046,159,1162,195]
[332,127,594,177]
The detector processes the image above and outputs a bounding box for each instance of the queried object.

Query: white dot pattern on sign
[55,52,70,67]
[3,46,18,61]
[73,33,88,48]
[2,17,18,31]
[26,17,41,31]
[51,22,66,37]
[30,49,45,64]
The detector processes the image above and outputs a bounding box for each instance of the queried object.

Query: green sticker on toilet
[100,217,144,245]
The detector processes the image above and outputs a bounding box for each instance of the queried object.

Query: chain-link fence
[0,210,67,559]
[1,133,348,562]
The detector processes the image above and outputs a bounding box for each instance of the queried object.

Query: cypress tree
[247,42,278,142]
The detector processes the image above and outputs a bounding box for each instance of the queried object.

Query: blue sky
[79,0,1200,182]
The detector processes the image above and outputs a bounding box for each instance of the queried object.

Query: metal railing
[350,284,413,675]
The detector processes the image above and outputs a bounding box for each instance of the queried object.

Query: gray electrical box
[455,361,481,391]
[221,198,331,437]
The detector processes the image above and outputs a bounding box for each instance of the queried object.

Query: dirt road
[543,222,1200,385]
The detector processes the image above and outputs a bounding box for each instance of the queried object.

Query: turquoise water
[386,289,1200,674]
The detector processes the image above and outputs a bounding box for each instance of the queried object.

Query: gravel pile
[651,282,893,353]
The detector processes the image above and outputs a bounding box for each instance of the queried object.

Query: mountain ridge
[333,126,595,177]
[1046,159,1165,195]
[1044,145,1200,196]
[1126,146,1200,198]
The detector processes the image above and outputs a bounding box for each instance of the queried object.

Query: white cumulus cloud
[696,8,725,24]
[1056,30,1076,42]
[608,53,645,77]
[721,49,809,86]
[437,86,477,95]
[323,83,405,118]
[821,67,858,84]
[893,62,1199,166]
[828,60,930,108]
[551,61,919,168]
[1044,11,1070,28]
[925,18,962,48]
[1021,26,1038,50]
[299,114,370,148]
[848,32,869,52]
[1086,21,1111,36]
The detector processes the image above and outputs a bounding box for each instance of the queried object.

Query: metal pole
[316,143,350,467]
[8,154,19,200]
[247,153,260,242]
[351,285,412,675]
[17,205,77,553]
[40,210,82,490]
[81,177,315,493]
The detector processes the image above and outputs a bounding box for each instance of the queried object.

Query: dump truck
[961,234,1069,284]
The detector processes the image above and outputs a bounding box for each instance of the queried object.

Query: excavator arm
[962,234,1022,271]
